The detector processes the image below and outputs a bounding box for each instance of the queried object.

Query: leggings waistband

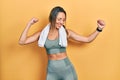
[47,57,72,72]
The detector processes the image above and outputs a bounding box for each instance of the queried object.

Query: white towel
[38,24,67,47]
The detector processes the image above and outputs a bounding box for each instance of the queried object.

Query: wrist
[96,27,102,32]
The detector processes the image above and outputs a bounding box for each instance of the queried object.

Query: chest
[44,38,61,49]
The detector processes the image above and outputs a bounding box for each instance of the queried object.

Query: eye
[57,18,62,21]
[58,18,61,21]
[57,18,66,22]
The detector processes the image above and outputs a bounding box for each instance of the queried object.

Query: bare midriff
[48,52,67,60]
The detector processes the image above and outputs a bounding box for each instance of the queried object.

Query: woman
[19,6,105,80]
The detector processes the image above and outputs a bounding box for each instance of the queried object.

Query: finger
[97,19,105,26]
[97,23,104,29]
[33,18,39,23]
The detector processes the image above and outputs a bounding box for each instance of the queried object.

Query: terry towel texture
[38,24,67,47]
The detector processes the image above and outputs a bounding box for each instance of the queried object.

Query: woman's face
[55,12,66,29]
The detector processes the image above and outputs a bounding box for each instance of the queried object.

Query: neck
[50,26,59,31]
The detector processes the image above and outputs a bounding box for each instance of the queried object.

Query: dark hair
[49,6,67,29]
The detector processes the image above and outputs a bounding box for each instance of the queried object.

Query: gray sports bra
[44,38,66,54]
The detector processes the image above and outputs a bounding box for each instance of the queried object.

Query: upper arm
[67,29,89,42]
[25,31,41,44]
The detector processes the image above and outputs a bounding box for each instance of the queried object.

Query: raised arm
[67,19,105,43]
[19,18,41,45]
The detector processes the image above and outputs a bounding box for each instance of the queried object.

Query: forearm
[87,30,100,42]
[19,23,32,44]
[68,19,105,43]
[87,19,105,42]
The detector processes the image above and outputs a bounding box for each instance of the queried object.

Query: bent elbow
[87,38,94,43]
[19,41,26,45]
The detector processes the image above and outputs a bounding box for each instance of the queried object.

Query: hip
[47,57,73,72]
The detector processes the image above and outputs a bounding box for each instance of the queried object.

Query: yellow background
[1,0,120,80]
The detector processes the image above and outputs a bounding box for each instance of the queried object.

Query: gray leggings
[46,57,78,80]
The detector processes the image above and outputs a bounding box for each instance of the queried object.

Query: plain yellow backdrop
[1,0,120,80]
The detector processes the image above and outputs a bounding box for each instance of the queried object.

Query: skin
[19,12,105,60]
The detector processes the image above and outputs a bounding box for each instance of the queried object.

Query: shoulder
[34,30,41,35]
[67,29,76,34]
[66,29,74,38]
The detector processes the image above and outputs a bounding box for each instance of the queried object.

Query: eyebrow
[57,18,66,20]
